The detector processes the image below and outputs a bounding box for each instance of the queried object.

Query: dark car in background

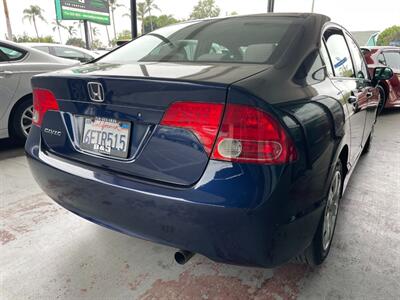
[362,46,400,112]
[26,14,392,268]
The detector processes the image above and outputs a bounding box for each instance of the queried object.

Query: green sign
[55,0,110,25]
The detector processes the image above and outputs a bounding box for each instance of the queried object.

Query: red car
[362,46,400,113]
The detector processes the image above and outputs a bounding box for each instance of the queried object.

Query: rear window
[54,47,86,59]
[101,16,300,65]
[383,51,400,69]
[34,46,51,53]
[0,45,26,61]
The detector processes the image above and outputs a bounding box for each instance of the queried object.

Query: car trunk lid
[32,62,269,186]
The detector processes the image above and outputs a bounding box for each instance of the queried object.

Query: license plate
[80,117,131,159]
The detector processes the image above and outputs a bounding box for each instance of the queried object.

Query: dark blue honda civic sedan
[26,13,392,267]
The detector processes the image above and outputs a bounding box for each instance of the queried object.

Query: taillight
[160,102,224,155]
[32,88,59,127]
[211,104,297,164]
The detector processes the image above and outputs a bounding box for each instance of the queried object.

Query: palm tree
[92,26,100,38]
[22,5,46,39]
[123,2,146,35]
[74,20,84,39]
[144,0,160,31]
[2,0,13,40]
[109,0,124,40]
[66,25,77,38]
[52,19,66,44]
[104,25,111,46]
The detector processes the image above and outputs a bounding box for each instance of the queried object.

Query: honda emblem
[87,82,105,102]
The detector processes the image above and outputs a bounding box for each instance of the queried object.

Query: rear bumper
[26,127,324,267]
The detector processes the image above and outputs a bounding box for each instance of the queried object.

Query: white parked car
[0,40,77,142]
[22,43,105,63]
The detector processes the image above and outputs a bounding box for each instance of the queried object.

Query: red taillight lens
[160,102,224,155]
[211,104,297,164]
[32,89,59,127]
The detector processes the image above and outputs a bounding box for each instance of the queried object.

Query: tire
[296,161,343,266]
[10,97,33,143]
[377,85,386,116]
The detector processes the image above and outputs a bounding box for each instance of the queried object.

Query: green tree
[92,39,104,49]
[143,15,178,33]
[117,30,132,40]
[110,29,132,46]
[377,25,400,46]
[144,0,160,31]
[190,0,220,20]
[92,26,101,38]
[22,5,47,39]
[137,2,147,34]
[66,37,85,48]
[66,25,77,38]
[123,2,147,35]
[156,14,179,28]
[74,20,84,38]
[52,19,66,44]
[143,16,158,33]
[13,33,54,43]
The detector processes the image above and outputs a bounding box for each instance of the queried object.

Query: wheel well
[8,93,33,132]
[338,146,349,180]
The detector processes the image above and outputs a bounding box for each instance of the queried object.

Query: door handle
[0,70,13,77]
[348,96,357,104]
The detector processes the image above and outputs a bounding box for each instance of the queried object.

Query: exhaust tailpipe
[174,250,195,265]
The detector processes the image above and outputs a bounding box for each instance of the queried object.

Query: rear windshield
[100,16,300,65]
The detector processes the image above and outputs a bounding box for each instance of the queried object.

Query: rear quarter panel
[230,68,349,218]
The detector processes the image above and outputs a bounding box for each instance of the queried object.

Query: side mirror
[373,67,393,82]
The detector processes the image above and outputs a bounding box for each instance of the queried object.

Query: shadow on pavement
[381,107,400,115]
[0,138,25,160]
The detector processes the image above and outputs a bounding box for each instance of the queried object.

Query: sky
[1,0,399,46]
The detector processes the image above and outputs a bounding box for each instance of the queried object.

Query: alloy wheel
[20,105,34,137]
[322,170,342,251]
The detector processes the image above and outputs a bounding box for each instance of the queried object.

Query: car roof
[0,39,77,65]
[176,13,331,28]
[1,39,44,53]
[362,46,400,51]
[21,42,95,55]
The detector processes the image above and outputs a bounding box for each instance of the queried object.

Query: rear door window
[0,45,26,62]
[320,42,334,77]
[54,47,85,60]
[324,30,355,78]
[377,53,386,65]
[345,32,369,79]
[34,46,51,53]
[383,51,400,69]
